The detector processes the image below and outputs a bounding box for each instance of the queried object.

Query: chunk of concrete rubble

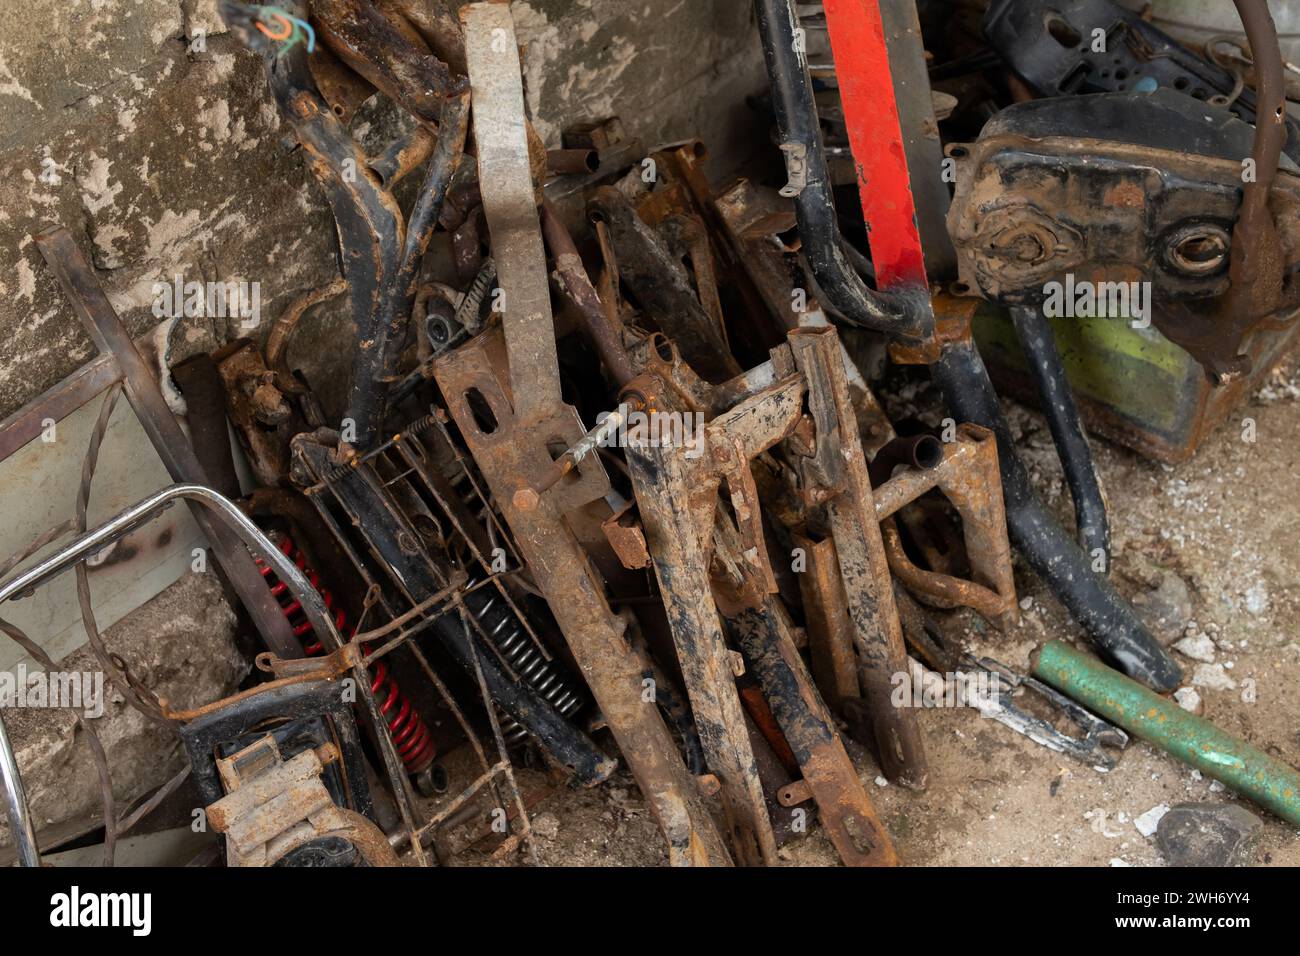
[530,812,560,842]
[1133,570,1194,642]
[1191,663,1237,691]
[1243,584,1269,617]
[1155,803,1262,867]
[1173,633,1217,663]
[1173,687,1203,714]
[1134,804,1170,838]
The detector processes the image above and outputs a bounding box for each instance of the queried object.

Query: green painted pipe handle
[1032,639,1300,828]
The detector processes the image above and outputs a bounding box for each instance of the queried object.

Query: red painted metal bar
[821,0,928,290]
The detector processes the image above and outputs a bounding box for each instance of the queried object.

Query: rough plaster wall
[0,0,767,421]
[0,0,345,420]
[512,0,767,159]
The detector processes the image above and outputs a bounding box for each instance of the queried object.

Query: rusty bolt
[513,486,541,512]
[695,773,722,797]
[251,382,290,425]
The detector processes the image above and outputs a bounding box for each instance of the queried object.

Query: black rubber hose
[1009,305,1110,567]
[753,0,931,342]
[932,338,1183,692]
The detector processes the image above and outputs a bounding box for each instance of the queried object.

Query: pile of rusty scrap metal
[4,0,1300,869]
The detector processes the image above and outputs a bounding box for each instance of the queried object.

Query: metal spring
[316,414,442,485]
[463,574,584,745]
[454,257,497,333]
[258,536,438,775]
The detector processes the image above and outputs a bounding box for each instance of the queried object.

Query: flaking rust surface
[466,358,1300,867]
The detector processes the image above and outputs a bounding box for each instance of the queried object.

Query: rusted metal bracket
[208,734,399,867]
[871,426,1019,630]
[787,327,929,789]
[214,340,315,490]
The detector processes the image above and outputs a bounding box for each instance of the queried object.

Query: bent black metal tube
[752,0,931,342]
[223,0,402,449]
[932,341,1183,692]
[379,92,471,389]
[1009,305,1110,566]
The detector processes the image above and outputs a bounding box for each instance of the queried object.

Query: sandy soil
[438,357,1300,868]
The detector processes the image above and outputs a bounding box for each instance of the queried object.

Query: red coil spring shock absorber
[257,536,437,775]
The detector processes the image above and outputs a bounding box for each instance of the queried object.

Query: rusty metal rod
[0,354,119,463]
[546,148,600,176]
[1230,0,1287,291]
[539,197,635,386]
[731,603,899,866]
[381,91,471,390]
[513,408,625,511]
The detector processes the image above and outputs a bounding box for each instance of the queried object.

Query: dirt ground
[441,356,1300,868]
